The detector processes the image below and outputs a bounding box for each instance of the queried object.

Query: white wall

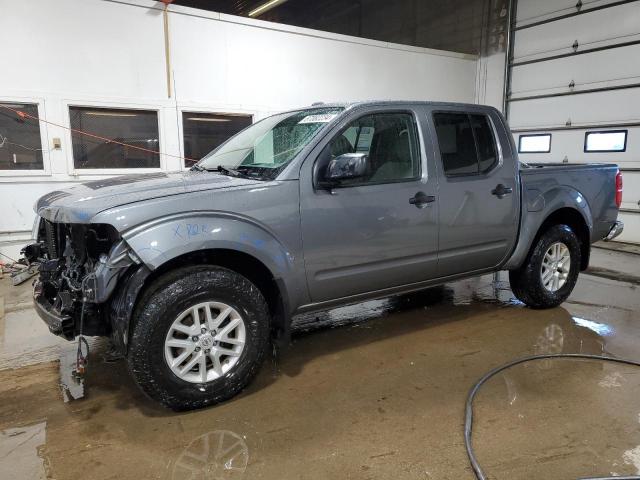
[0,0,478,260]
[475,51,507,111]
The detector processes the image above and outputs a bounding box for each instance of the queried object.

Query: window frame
[518,133,552,154]
[315,109,423,189]
[431,110,501,178]
[64,101,164,175]
[583,129,628,153]
[0,96,51,177]
[178,107,255,170]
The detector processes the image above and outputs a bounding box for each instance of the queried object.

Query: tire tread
[509,224,581,309]
[127,265,270,410]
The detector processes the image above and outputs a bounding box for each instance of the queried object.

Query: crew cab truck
[27,101,624,410]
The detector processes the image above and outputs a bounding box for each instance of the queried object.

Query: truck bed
[519,162,619,243]
[520,162,615,172]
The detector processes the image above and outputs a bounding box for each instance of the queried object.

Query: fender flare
[122,211,295,276]
[109,212,298,353]
[503,186,593,270]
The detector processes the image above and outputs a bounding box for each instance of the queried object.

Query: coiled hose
[465,354,640,480]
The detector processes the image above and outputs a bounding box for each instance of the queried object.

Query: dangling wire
[75,278,91,375]
[76,298,89,375]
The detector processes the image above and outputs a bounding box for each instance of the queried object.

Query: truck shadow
[85,275,606,417]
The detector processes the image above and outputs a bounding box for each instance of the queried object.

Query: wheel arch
[535,208,590,270]
[149,248,290,332]
[110,248,292,355]
[505,201,592,272]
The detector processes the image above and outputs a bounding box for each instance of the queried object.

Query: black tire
[127,265,270,410]
[509,224,581,309]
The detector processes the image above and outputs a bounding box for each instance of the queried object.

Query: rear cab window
[433,112,498,177]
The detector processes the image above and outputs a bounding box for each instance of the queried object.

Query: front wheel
[127,266,270,410]
[509,224,581,309]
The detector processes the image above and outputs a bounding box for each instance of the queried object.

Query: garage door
[505,0,640,244]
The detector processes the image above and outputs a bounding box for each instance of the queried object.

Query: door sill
[295,267,498,314]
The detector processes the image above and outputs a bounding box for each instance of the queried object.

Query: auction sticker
[298,113,338,124]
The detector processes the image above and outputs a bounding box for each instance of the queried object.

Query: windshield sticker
[298,113,338,124]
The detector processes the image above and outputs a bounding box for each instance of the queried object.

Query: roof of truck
[291,100,499,113]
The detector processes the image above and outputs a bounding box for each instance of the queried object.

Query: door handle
[409,191,436,208]
[491,184,513,199]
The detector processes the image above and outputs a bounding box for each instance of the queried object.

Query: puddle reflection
[171,430,249,480]
[572,317,615,337]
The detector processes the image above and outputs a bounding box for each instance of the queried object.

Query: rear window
[433,112,498,176]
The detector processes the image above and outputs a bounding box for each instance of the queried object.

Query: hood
[36,171,262,223]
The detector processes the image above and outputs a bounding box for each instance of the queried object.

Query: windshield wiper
[191,164,242,176]
[234,165,273,180]
[216,165,252,178]
[194,164,267,179]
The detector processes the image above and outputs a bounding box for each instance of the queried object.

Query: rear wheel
[127,266,270,410]
[509,224,581,309]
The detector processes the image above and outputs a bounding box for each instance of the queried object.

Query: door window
[433,112,498,176]
[471,114,498,172]
[326,112,420,185]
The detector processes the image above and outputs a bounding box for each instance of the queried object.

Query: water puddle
[0,422,47,479]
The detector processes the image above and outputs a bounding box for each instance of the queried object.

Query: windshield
[197,107,344,179]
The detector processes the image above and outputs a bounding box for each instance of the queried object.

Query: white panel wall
[509,90,640,128]
[0,0,477,259]
[508,0,640,243]
[511,44,640,97]
[515,0,622,27]
[513,2,640,63]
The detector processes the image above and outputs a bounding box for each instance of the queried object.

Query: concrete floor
[0,249,639,480]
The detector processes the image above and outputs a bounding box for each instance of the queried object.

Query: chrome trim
[605,220,624,241]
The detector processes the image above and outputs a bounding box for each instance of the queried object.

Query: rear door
[299,106,439,303]
[428,107,519,277]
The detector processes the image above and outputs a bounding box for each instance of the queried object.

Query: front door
[429,108,519,277]
[300,109,439,303]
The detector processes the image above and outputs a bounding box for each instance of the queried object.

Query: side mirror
[323,153,368,185]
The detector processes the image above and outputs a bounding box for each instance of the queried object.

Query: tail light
[615,170,623,208]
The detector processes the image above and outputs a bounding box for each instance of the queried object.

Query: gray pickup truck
[26,101,624,410]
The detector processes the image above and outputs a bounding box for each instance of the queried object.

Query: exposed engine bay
[26,219,137,340]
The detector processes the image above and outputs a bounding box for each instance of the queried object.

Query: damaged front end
[27,218,139,340]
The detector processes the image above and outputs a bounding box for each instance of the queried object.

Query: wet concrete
[0,281,104,371]
[588,246,640,285]
[0,262,639,479]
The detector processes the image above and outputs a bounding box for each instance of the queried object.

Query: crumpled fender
[503,185,593,270]
[121,212,294,277]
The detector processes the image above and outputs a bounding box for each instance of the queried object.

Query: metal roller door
[505,0,640,243]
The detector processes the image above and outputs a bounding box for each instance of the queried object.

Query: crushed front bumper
[33,281,75,340]
[605,220,624,241]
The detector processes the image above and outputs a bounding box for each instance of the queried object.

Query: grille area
[41,219,65,259]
